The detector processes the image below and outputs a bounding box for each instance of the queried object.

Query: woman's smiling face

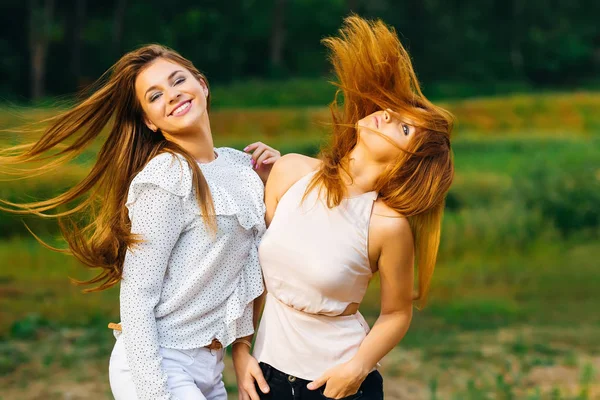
[135,58,209,136]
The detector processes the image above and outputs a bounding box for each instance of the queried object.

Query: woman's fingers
[251,365,270,394]
[261,155,279,165]
[245,143,267,168]
[255,150,274,168]
[244,142,262,153]
[307,374,328,390]
[244,142,280,170]
[243,381,261,400]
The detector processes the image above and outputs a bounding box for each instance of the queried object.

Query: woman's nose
[168,90,182,104]
[382,110,391,123]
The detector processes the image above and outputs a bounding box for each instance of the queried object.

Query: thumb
[307,374,328,390]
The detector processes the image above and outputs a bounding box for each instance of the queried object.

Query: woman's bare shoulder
[371,200,412,240]
[276,153,320,173]
[268,153,321,193]
[263,153,321,223]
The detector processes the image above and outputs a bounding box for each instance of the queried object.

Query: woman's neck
[343,145,387,196]
[164,113,215,163]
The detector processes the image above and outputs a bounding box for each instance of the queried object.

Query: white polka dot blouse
[117,147,265,399]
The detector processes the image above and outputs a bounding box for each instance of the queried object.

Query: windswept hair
[0,44,216,291]
[309,16,454,307]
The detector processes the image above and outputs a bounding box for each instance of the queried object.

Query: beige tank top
[253,171,377,380]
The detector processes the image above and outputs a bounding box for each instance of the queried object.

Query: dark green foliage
[514,146,600,236]
[426,299,524,331]
[0,0,598,101]
[9,313,52,340]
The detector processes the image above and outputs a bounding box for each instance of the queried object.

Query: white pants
[109,336,227,400]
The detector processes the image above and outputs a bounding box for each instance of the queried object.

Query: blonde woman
[1,45,278,399]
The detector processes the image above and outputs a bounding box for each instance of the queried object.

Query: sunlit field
[1,92,599,399]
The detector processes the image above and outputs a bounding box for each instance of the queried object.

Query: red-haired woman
[0,46,278,399]
[233,16,454,400]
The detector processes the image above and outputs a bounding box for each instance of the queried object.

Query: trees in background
[28,0,55,100]
[0,0,598,100]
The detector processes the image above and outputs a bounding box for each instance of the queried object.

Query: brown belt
[108,323,223,350]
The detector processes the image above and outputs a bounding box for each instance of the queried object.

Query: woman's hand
[232,343,270,400]
[244,142,281,184]
[307,359,369,399]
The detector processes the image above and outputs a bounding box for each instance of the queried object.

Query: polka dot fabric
[118,148,266,399]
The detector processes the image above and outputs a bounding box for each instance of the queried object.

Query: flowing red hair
[308,16,454,307]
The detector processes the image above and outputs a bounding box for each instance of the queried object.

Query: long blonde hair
[0,44,216,292]
[309,16,454,307]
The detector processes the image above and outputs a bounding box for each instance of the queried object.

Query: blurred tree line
[0,0,599,101]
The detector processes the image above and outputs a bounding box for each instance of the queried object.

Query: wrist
[233,338,252,348]
[349,357,372,379]
[231,339,252,355]
[231,346,250,361]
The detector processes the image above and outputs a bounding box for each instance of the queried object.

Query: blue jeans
[256,362,384,400]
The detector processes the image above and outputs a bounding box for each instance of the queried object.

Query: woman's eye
[150,93,161,102]
[174,77,186,85]
[402,124,409,136]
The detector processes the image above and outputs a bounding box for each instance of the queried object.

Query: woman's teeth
[173,101,191,115]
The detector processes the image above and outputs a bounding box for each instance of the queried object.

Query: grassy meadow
[1,90,599,399]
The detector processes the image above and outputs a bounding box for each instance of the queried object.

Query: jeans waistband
[259,361,310,385]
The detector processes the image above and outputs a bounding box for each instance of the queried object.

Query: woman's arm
[231,290,269,400]
[231,225,269,400]
[231,220,270,400]
[308,213,415,398]
[120,184,188,400]
[232,153,318,400]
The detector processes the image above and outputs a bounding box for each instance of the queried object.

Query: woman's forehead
[135,59,184,92]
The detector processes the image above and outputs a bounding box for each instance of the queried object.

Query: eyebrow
[144,70,184,97]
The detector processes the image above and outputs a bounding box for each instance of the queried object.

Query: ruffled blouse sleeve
[120,153,193,400]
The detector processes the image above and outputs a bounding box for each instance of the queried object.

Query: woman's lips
[170,100,192,117]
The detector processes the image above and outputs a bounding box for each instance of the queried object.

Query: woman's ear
[143,116,158,132]
[200,79,209,98]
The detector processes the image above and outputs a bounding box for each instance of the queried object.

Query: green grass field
[1,92,599,399]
